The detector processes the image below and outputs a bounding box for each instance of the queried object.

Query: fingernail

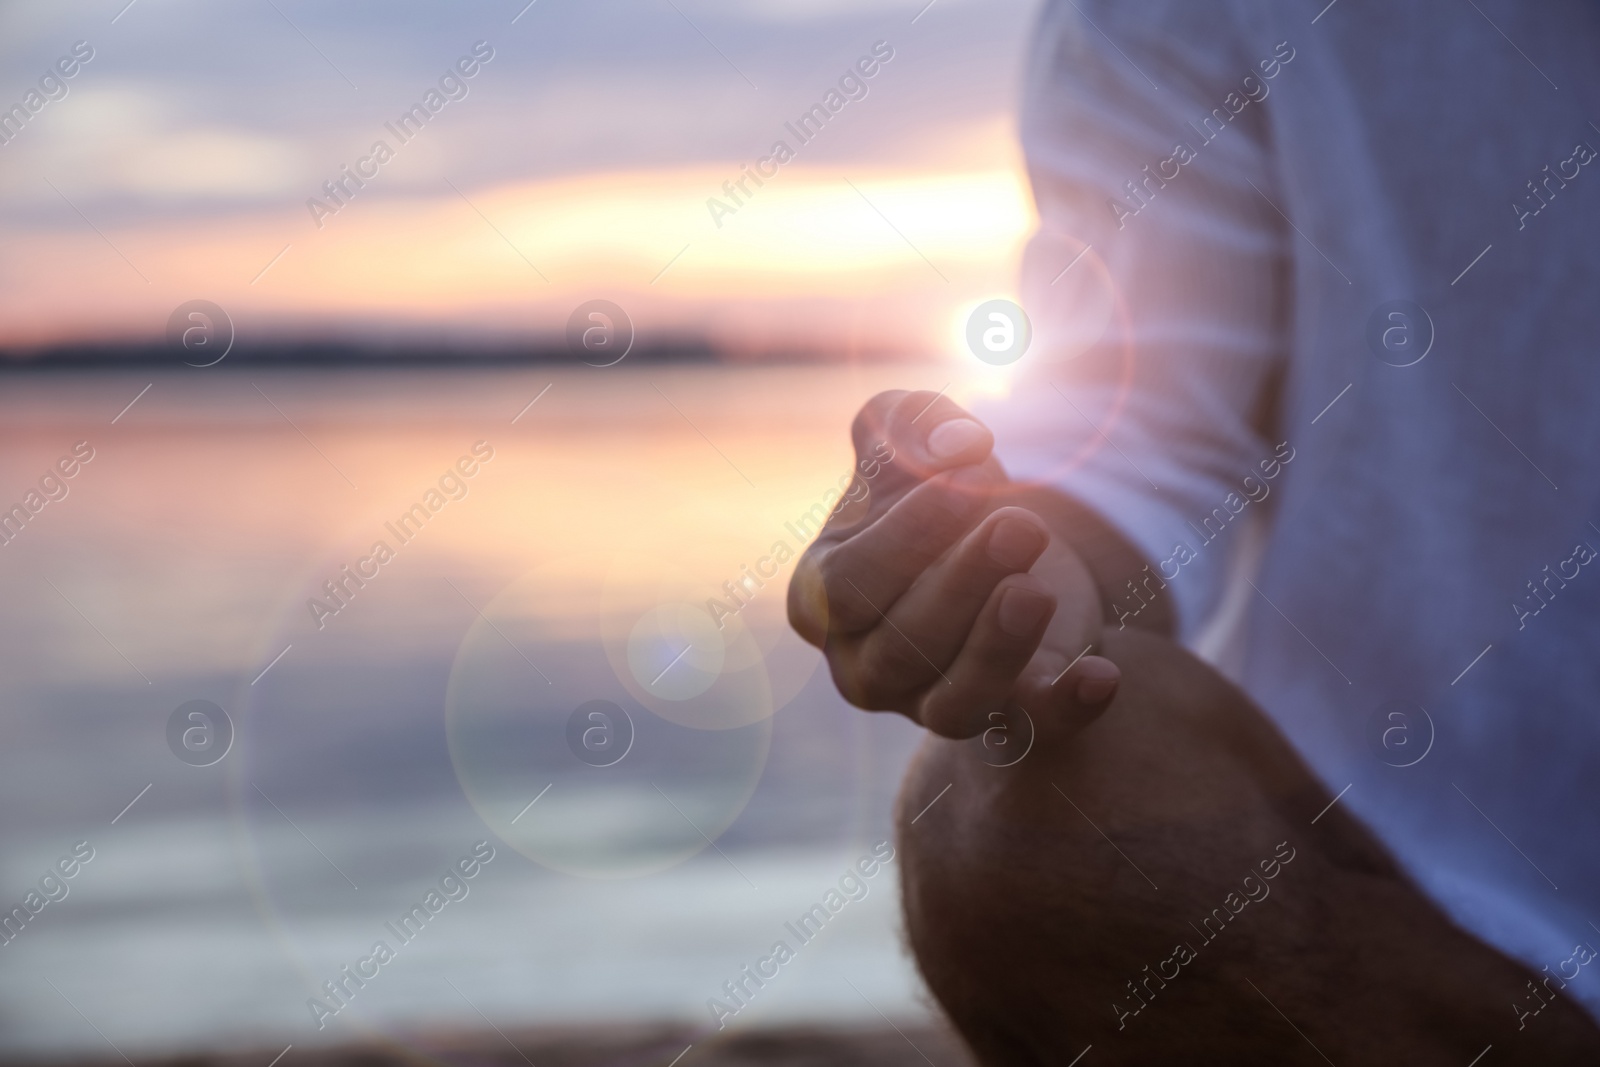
[926,418,988,461]
[1076,673,1118,705]
[987,518,1047,569]
[997,586,1052,637]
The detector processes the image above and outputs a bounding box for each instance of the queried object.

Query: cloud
[1,85,309,206]
[0,0,1041,352]
[111,128,307,196]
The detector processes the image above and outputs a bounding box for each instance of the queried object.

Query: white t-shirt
[984,0,1600,1018]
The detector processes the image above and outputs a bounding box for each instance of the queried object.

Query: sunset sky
[0,0,1042,358]
[1,3,1059,1052]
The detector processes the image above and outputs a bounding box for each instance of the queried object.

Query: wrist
[999,484,1175,637]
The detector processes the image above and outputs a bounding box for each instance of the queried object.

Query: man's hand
[787,389,1121,739]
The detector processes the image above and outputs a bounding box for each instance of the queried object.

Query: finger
[1015,651,1122,735]
[849,507,1051,700]
[915,573,1057,738]
[814,464,1000,634]
[850,390,995,512]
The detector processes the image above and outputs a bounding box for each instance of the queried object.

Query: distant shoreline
[0,341,924,370]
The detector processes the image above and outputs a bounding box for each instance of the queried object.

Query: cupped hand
[787,389,1120,739]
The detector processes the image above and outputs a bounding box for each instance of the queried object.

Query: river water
[0,363,976,1059]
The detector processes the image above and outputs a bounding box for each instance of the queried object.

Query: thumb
[849,389,995,511]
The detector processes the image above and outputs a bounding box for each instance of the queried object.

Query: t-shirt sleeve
[975,0,1293,641]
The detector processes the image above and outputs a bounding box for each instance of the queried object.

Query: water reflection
[0,365,958,1057]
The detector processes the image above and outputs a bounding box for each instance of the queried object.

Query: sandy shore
[5,1024,979,1067]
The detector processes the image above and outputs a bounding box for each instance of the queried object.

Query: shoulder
[1028,0,1280,89]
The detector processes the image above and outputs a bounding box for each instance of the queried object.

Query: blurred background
[0,1,1045,1063]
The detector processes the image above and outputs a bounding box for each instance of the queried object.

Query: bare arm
[790,392,1600,1062]
[897,625,1600,1064]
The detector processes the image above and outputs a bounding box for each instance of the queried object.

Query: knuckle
[897,392,971,432]
[819,570,879,633]
[902,477,972,526]
[851,391,908,452]
[918,688,980,739]
[871,517,926,560]
[937,540,1011,599]
[828,650,899,711]
[826,661,870,710]
[970,612,1044,663]
[891,389,939,415]
[787,555,830,643]
[811,544,838,584]
[857,630,931,692]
